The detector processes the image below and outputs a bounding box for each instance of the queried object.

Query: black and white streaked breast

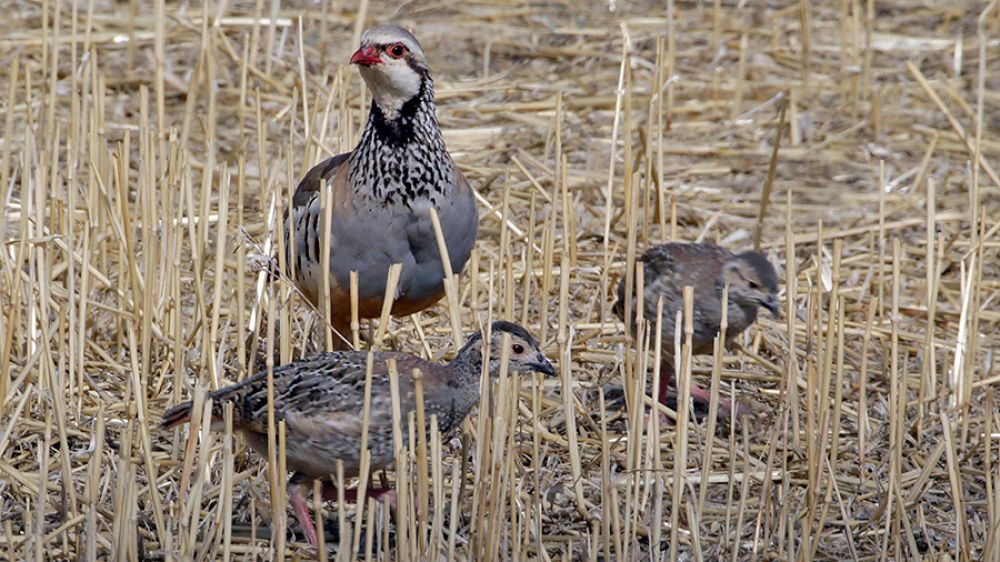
[348,80,454,209]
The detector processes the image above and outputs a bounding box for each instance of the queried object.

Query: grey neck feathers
[716,278,759,331]
[447,335,487,390]
[723,292,759,332]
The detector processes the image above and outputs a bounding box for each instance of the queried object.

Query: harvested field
[1,0,999,560]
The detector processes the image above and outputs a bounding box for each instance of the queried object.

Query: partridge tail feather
[161,390,248,431]
[161,401,194,429]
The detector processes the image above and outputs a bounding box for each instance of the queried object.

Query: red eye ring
[387,43,407,58]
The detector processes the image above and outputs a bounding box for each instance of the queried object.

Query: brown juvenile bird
[161,321,554,546]
[613,242,779,421]
[280,25,478,345]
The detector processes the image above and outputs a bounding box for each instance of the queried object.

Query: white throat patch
[360,63,423,120]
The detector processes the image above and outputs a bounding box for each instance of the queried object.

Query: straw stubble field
[1,0,998,560]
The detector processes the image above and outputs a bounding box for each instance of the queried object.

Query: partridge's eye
[512,343,525,354]
[388,43,407,58]
[749,281,760,290]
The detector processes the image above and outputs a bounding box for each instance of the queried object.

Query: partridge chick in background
[162,321,554,546]
[614,242,779,421]
[279,25,478,346]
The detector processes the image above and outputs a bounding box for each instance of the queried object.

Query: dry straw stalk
[1,0,998,560]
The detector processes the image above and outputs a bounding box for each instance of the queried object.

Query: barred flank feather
[160,401,194,429]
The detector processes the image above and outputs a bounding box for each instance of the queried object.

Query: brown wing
[291,152,351,207]
[278,354,442,440]
[215,350,448,436]
[615,243,732,339]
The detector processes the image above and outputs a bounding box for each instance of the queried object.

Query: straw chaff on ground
[1,0,998,560]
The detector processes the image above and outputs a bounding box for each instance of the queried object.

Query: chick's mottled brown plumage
[161,321,554,546]
[614,242,779,420]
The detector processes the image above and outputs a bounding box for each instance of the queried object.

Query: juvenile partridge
[280,25,478,344]
[614,243,779,421]
[161,321,554,546]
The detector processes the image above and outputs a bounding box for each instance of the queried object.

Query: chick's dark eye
[749,281,760,290]
[512,343,525,354]
[388,44,407,58]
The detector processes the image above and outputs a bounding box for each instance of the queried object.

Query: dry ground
[1,0,999,560]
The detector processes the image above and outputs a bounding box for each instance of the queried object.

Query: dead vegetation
[1,0,999,560]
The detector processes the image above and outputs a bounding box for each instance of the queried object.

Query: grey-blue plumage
[280,25,478,339]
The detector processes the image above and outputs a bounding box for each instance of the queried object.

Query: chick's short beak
[763,295,780,316]
[350,45,382,67]
[529,355,556,377]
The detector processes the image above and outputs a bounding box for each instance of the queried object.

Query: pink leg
[320,482,397,508]
[650,360,677,425]
[288,476,320,546]
[286,475,397,547]
[687,382,744,421]
[656,363,674,407]
[655,359,747,423]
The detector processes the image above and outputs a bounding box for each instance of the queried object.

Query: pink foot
[287,477,398,546]
[374,487,397,509]
[642,409,674,426]
[320,482,397,508]
[289,486,320,546]
[652,389,747,425]
[653,361,748,423]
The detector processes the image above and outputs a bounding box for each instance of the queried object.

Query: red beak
[350,45,382,67]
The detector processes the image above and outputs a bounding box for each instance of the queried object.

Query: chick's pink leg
[656,359,746,422]
[656,362,675,406]
[687,382,731,417]
[288,476,319,546]
[320,482,397,508]
[371,488,397,509]
[651,360,676,425]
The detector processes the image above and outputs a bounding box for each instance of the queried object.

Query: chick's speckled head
[460,321,555,377]
[351,25,430,118]
[721,252,780,316]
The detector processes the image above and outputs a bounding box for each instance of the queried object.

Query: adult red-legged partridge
[280,25,478,345]
[161,321,554,546]
[614,242,779,421]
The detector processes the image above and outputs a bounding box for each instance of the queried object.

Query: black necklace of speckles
[348,78,454,209]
